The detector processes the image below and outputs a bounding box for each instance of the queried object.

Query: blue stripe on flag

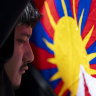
[68,91,71,96]
[40,68,61,88]
[54,0,64,18]
[89,57,96,64]
[77,0,91,34]
[30,21,54,54]
[64,0,72,17]
[54,0,72,18]
[86,41,96,54]
[50,79,61,89]
[40,68,58,81]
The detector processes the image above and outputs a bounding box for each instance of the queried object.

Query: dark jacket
[15,64,56,96]
[0,68,15,96]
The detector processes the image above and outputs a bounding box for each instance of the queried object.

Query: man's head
[4,2,41,88]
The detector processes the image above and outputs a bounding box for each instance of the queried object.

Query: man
[0,1,41,96]
[4,2,40,88]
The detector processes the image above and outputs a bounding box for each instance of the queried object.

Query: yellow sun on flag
[43,0,96,96]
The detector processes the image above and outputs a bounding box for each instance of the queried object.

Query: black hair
[0,2,41,66]
[17,2,41,27]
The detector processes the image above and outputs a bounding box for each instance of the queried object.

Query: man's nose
[24,43,34,63]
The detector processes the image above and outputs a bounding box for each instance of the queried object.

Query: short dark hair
[17,2,41,27]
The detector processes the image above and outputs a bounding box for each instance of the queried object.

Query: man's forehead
[15,25,32,35]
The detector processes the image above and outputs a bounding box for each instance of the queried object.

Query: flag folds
[30,0,96,95]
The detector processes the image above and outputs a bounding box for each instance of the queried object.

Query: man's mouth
[19,64,28,74]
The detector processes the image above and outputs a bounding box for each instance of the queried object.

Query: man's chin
[12,79,21,90]
[12,76,22,90]
[13,83,21,90]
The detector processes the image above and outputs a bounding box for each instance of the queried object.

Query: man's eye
[17,39,26,44]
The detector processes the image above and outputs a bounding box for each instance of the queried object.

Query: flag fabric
[30,0,96,96]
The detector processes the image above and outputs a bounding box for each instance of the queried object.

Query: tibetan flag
[30,0,96,96]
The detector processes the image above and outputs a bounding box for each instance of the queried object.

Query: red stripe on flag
[90,64,96,70]
[91,75,96,78]
[30,43,57,70]
[83,74,91,96]
[46,0,60,23]
[35,0,55,40]
[62,89,70,96]
[54,80,64,95]
[70,0,79,19]
[85,28,96,49]
[90,64,96,78]
[34,0,45,11]
[40,3,55,40]
[81,0,96,49]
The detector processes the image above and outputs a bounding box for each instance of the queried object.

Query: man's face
[4,25,34,87]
